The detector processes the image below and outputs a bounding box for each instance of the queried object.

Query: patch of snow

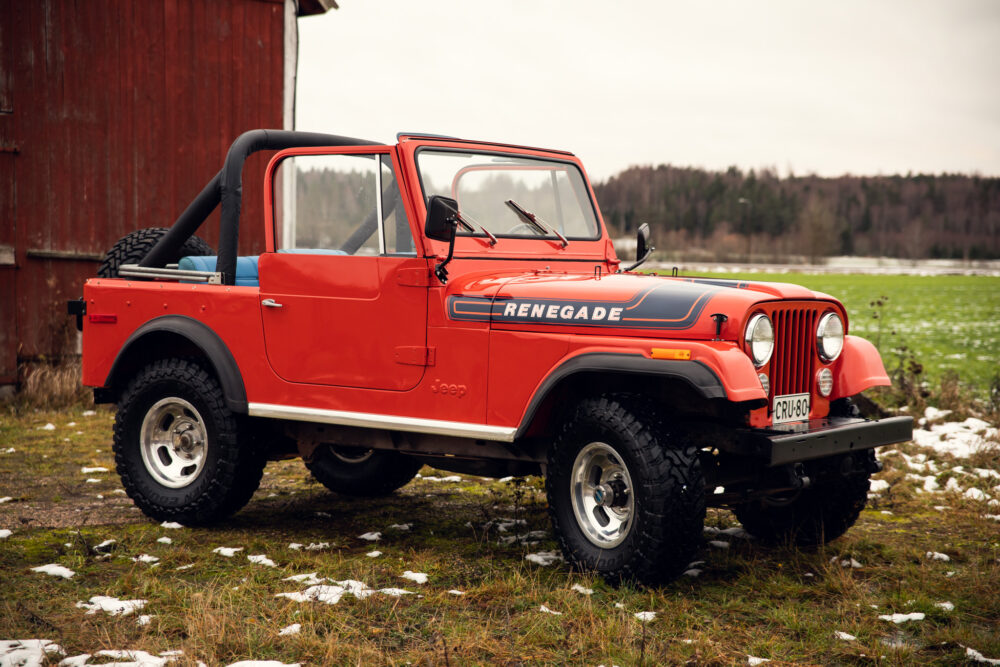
[284,573,326,586]
[831,556,863,569]
[869,479,890,493]
[834,631,857,641]
[85,478,101,484]
[614,602,625,609]
[878,612,924,623]
[160,521,183,529]
[137,614,153,626]
[2,447,16,453]
[226,662,300,667]
[719,526,751,539]
[934,601,955,611]
[175,564,194,571]
[924,407,953,421]
[304,542,330,551]
[0,497,13,504]
[912,418,999,459]
[212,547,243,557]
[525,551,564,566]
[248,554,276,568]
[157,537,173,544]
[965,646,1000,665]
[0,640,64,667]
[498,476,514,482]
[76,596,147,616]
[358,532,381,542]
[683,568,702,577]
[31,563,75,579]
[83,410,97,416]
[748,657,770,665]
[388,523,412,531]
[965,487,989,501]
[448,589,466,596]
[926,551,951,561]
[278,623,301,636]
[0,529,11,539]
[974,468,1000,480]
[401,571,428,584]
[422,475,462,482]
[276,580,414,605]
[634,611,656,622]
[132,554,159,564]
[539,604,562,615]
[708,540,730,549]
[378,588,415,597]
[984,514,1000,521]
[81,466,108,473]
[288,542,303,550]
[571,583,593,595]
[40,423,56,430]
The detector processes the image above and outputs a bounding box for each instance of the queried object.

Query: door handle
[261,298,283,308]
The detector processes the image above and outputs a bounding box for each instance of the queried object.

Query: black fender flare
[514,352,727,439]
[104,315,247,414]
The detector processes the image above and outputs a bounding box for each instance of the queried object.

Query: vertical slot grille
[769,307,818,398]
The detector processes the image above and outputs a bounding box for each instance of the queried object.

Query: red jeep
[70,130,912,583]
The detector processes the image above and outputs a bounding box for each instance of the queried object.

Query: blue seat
[178,255,260,287]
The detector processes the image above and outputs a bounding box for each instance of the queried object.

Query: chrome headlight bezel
[816,312,845,362]
[744,313,775,367]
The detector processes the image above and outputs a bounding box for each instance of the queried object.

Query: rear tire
[733,473,870,546]
[113,358,264,524]
[98,227,213,278]
[305,445,421,497]
[546,395,705,584]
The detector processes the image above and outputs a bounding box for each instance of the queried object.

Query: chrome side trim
[247,402,518,442]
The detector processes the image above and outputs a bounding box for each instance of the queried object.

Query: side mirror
[622,222,654,272]
[425,195,460,283]
[425,195,459,243]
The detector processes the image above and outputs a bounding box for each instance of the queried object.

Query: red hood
[445,271,843,340]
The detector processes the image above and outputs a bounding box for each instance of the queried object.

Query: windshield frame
[413,147,603,243]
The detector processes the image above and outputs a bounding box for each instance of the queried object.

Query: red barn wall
[0,0,288,385]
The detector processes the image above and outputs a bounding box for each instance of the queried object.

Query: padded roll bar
[140,129,380,285]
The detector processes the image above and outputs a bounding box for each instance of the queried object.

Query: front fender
[835,335,890,398]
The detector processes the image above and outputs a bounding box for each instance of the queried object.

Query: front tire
[305,445,421,497]
[113,359,264,524]
[733,472,870,546]
[546,396,705,584]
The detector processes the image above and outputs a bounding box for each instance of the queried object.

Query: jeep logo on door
[448,284,718,330]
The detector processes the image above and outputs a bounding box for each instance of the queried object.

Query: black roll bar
[140,129,380,285]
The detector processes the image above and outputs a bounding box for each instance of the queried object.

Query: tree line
[593,166,1000,262]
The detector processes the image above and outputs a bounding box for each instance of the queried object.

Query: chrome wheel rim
[140,397,208,489]
[570,441,635,548]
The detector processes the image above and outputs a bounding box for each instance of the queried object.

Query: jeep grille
[769,306,820,398]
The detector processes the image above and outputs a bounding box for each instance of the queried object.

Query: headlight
[744,313,774,367]
[816,312,845,361]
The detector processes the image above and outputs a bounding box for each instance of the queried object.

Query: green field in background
[684,272,1000,394]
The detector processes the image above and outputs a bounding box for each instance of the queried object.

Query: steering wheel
[505,222,544,236]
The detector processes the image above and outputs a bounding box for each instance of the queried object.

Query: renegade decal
[447,284,718,330]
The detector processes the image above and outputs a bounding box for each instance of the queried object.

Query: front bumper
[736,416,913,467]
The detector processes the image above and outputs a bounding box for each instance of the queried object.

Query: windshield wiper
[504,200,568,247]
[455,210,498,246]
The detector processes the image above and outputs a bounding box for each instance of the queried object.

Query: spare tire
[98,227,214,278]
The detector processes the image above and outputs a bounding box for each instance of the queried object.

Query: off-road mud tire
[98,227,214,278]
[733,473,870,546]
[305,446,422,497]
[546,395,706,585]
[113,358,265,524]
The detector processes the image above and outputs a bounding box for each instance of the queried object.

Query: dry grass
[1,408,999,666]
[15,359,92,410]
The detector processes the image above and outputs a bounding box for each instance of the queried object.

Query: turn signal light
[651,348,691,360]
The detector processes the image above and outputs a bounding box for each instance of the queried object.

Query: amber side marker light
[651,348,691,360]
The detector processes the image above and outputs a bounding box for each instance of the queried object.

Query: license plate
[772,393,810,424]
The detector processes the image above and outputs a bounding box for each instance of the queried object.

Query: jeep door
[258,149,428,391]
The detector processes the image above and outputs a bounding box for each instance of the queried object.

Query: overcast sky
[296,0,1000,181]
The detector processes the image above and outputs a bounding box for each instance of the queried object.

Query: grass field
[2,407,999,666]
[688,272,1000,398]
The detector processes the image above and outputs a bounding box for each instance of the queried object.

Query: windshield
[415,150,601,240]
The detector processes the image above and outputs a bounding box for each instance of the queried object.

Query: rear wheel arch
[102,316,247,414]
